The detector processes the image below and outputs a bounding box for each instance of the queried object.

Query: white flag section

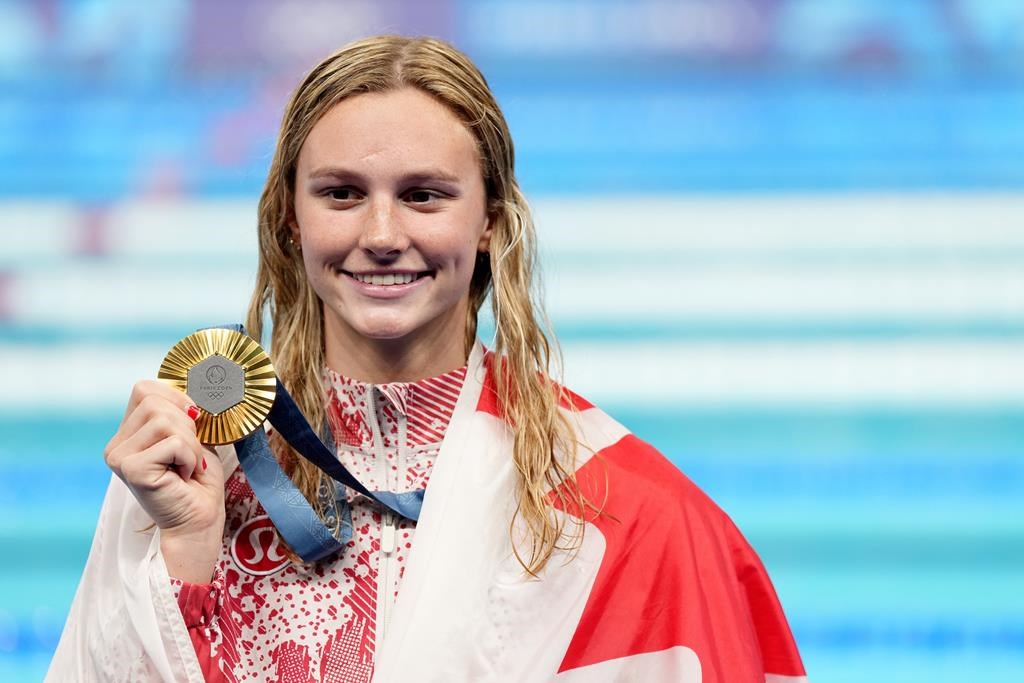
[553,646,702,682]
[48,344,806,682]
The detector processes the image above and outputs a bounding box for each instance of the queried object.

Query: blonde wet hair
[246,35,584,574]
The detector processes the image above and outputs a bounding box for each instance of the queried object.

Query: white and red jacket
[47,343,807,682]
[172,362,467,682]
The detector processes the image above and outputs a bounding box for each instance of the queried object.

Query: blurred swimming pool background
[1,1,1023,681]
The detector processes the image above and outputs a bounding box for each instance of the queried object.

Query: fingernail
[202,457,208,471]
[187,405,200,420]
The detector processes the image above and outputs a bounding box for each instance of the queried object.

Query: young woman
[48,36,807,682]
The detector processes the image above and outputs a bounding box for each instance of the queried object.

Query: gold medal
[158,328,277,445]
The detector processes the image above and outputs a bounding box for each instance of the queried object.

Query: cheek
[298,242,333,282]
[430,234,482,274]
[443,211,490,264]
[298,218,357,265]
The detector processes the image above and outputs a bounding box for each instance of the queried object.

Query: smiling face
[291,87,492,379]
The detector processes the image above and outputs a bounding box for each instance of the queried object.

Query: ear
[287,211,301,245]
[477,213,494,253]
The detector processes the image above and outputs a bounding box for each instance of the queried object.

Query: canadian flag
[375,349,808,682]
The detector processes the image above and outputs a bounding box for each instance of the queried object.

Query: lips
[340,269,435,286]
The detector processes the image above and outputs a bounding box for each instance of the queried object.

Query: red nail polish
[202,457,208,471]
[187,405,200,420]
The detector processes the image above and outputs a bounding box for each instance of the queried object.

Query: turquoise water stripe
[5,408,1023,463]
[0,657,59,683]
[6,457,1023,506]
[748,529,1024,570]
[608,407,1024,459]
[542,248,1024,267]
[0,325,194,346]
[0,415,120,462]
[550,320,1024,342]
[6,320,1024,346]
[7,248,1024,270]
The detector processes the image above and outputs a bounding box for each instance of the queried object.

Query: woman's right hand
[104,380,226,582]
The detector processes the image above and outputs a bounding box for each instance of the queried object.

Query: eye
[404,189,444,205]
[323,187,363,203]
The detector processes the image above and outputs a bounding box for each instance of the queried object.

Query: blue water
[3,408,1022,681]
[2,78,1023,199]
[2,2,1023,679]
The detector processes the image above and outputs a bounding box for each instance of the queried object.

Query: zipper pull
[381,512,396,554]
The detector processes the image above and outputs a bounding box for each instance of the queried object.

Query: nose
[358,197,409,258]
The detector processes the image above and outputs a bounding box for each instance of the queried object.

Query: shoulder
[554,396,807,681]
[555,391,738,543]
[473,357,737,539]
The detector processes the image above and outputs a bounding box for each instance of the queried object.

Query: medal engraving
[159,328,277,445]
[187,354,246,415]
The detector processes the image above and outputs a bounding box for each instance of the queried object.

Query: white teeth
[353,272,418,285]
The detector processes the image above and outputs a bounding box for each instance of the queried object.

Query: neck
[323,310,472,384]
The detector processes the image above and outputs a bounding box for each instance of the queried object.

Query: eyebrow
[306,166,462,185]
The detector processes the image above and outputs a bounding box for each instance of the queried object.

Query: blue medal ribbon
[214,325,425,562]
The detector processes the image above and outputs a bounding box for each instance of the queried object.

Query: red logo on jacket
[231,516,289,576]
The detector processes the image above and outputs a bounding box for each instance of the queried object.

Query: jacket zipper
[379,509,397,640]
[370,386,403,647]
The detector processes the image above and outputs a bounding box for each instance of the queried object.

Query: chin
[350,316,420,342]
[359,327,413,341]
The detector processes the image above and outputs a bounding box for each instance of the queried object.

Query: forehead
[297,87,481,176]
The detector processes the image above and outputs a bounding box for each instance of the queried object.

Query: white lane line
[4,194,1024,261]
[5,340,1024,410]
[6,261,1024,324]
[559,340,1024,406]
[532,193,1024,254]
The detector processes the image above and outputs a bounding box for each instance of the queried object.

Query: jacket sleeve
[170,570,240,682]
[45,475,206,683]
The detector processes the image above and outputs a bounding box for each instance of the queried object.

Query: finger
[110,379,198,457]
[128,393,198,435]
[110,393,198,456]
[135,412,204,464]
[106,410,204,478]
[121,433,202,491]
[123,379,196,422]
